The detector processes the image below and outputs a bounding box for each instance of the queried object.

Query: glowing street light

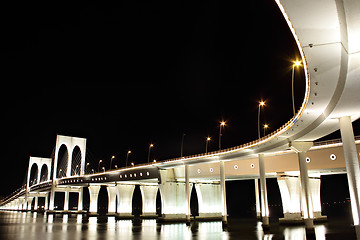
[258,101,266,139]
[126,150,131,167]
[219,121,226,150]
[148,144,154,163]
[110,155,115,170]
[292,60,302,116]
[206,137,211,153]
[98,160,103,172]
[263,123,269,136]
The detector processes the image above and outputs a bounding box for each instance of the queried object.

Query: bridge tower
[48,135,87,212]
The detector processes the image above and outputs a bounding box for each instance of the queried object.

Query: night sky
[0,1,358,201]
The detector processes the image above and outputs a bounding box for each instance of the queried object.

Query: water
[0,211,357,240]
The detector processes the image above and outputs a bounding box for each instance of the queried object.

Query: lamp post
[219,121,226,150]
[86,163,90,174]
[98,160,102,172]
[291,60,302,116]
[206,137,211,153]
[181,133,186,158]
[110,155,115,170]
[148,144,154,163]
[263,124,269,136]
[126,150,131,167]
[258,101,265,139]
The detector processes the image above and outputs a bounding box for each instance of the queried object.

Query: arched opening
[190,184,199,217]
[56,145,68,178]
[69,192,79,210]
[39,164,48,182]
[156,189,162,216]
[97,186,108,215]
[71,146,82,176]
[29,164,39,187]
[132,185,142,216]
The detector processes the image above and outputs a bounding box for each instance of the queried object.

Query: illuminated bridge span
[1,0,359,235]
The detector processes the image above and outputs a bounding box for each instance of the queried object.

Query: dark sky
[0,1,357,197]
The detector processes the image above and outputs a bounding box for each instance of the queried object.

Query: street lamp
[98,160,102,172]
[102,167,105,173]
[263,123,269,136]
[126,150,131,167]
[86,163,90,174]
[258,101,265,139]
[206,137,211,153]
[148,143,154,163]
[292,60,302,116]
[219,121,226,150]
[110,155,115,170]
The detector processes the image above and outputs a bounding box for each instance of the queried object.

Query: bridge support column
[26,197,34,211]
[185,165,190,223]
[115,184,135,219]
[77,187,83,212]
[88,185,101,215]
[259,154,269,229]
[107,186,118,215]
[339,116,360,234]
[278,176,302,223]
[64,189,69,211]
[158,169,187,222]
[195,183,222,220]
[290,141,314,232]
[255,179,261,219]
[220,161,228,226]
[140,185,158,218]
[34,196,38,211]
[44,193,49,211]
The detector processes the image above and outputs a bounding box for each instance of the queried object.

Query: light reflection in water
[0,211,349,240]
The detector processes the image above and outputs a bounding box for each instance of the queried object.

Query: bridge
[1,0,360,237]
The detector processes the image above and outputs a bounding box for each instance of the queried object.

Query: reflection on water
[0,211,356,240]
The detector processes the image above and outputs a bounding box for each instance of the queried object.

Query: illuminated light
[120,175,122,179]
[134,173,136,177]
[259,101,265,107]
[130,174,132,178]
[210,168,213,172]
[140,172,143,177]
[150,144,154,148]
[207,137,211,141]
[125,174,127,178]
[306,157,311,163]
[330,154,336,161]
[220,121,226,126]
[234,165,238,170]
[147,172,150,176]
[250,163,255,169]
[293,60,302,67]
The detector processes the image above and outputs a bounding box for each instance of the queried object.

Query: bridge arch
[71,146,82,176]
[56,144,69,178]
[28,163,39,187]
[39,164,49,182]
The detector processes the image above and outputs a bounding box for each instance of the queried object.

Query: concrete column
[64,189,69,211]
[278,176,302,222]
[158,169,187,221]
[116,184,135,218]
[88,185,101,214]
[27,197,34,211]
[44,193,49,211]
[107,186,118,215]
[49,185,55,211]
[77,187,83,211]
[140,185,158,218]
[259,154,269,227]
[195,183,222,220]
[254,178,261,219]
[220,160,228,225]
[185,164,191,223]
[34,196,38,211]
[339,116,360,230]
[290,141,314,230]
